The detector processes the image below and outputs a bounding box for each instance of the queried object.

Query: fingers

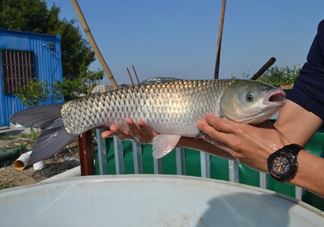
[101,123,130,139]
[126,118,139,138]
[137,120,156,143]
[197,118,244,160]
[101,123,119,139]
[126,118,155,143]
[204,114,239,133]
[197,118,233,146]
[101,130,113,139]
[101,119,158,143]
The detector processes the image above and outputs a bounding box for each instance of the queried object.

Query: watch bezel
[267,149,298,182]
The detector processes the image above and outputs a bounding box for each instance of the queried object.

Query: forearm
[275,100,322,145]
[275,100,324,196]
[289,150,324,197]
[177,137,234,159]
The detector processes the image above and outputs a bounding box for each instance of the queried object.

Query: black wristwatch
[267,144,303,182]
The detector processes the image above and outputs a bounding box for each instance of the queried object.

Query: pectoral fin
[152,134,181,159]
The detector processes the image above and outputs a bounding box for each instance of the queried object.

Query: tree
[58,20,95,79]
[0,0,95,79]
[53,67,104,101]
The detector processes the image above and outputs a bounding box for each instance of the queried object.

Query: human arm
[275,98,323,145]
[196,101,324,196]
[275,100,324,195]
[195,20,324,196]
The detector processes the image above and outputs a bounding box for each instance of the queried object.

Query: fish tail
[11,104,78,165]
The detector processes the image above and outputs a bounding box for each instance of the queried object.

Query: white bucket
[0,175,323,227]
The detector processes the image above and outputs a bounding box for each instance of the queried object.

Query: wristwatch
[267,144,303,182]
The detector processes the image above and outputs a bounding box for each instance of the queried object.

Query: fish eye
[246,92,254,102]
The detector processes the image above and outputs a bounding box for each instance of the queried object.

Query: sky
[46,0,324,85]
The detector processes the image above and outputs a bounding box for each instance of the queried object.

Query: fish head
[220,80,286,124]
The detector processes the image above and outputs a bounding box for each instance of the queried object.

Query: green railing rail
[94,129,324,211]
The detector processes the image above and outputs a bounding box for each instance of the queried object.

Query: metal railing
[95,129,303,200]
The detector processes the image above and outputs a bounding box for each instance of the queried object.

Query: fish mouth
[235,89,286,124]
[265,89,286,106]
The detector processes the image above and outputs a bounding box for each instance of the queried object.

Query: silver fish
[11,79,285,164]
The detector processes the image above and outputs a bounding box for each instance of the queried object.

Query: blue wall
[0,29,63,126]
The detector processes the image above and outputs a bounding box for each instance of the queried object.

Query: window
[2,50,35,94]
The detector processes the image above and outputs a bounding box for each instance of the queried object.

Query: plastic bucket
[0,175,323,227]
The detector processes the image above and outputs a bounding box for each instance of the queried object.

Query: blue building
[0,29,63,126]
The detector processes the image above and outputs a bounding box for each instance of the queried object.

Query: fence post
[78,130,94,175]
[113,136,125,174]
[96,129,108,174]
[132,141,143,174]
[228,160,239,182]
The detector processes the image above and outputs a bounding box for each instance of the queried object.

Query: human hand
[101,118,158,143]
[197,114,289,172]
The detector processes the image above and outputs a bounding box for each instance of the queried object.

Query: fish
[11,79,286,164]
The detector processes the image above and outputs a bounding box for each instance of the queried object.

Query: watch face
[272,155,290,174]
[267,150,297,182]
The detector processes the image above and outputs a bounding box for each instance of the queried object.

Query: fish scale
[61,80,233,135]
[11,78,285,164]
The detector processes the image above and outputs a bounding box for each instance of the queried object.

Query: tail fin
[11,104,78,165]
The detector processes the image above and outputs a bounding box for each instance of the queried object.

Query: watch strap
[281,144,303,155]
[267,143,303,182]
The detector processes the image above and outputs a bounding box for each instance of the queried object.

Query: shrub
[257,65,300,87]
[16,80,48,107]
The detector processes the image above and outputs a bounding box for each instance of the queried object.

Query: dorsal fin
[139,77,181,85]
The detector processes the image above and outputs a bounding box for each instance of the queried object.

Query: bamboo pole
[132,65,140,83]
[71,0,119,175]
[214,0,227,79]
[71,0,119,89]
[126,67,135,86]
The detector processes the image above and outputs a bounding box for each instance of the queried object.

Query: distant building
[0,29,63,126]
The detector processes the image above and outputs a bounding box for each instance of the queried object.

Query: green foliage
[257,65,300,87]
[0,0,95,79]
[53,67,104,101]
[80,65,105,92]
[53,76,87,101]
[16,80,48,107]
[29,128,40,141]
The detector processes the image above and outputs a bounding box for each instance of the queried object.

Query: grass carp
[11,79,286,164]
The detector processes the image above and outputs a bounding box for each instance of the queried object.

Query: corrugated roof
[0,28,61,40]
